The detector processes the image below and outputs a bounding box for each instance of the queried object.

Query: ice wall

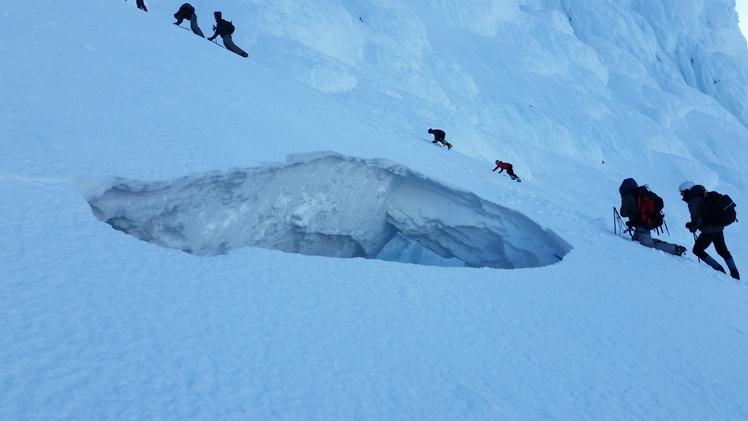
[228,0,748,178]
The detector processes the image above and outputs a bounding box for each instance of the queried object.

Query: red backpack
[635,186,664,230]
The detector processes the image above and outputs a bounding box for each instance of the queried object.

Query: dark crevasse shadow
[80,152,572,269]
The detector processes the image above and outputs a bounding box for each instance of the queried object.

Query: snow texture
[2,0,748,419]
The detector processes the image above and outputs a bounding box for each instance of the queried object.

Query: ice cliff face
[241,0,748,177]
[83,153,571,269]
[563,0,748,127]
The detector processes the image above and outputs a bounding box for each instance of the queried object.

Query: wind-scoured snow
[2,0,748,419]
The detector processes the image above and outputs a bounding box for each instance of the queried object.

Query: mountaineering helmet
[495,160,500,165]
[678,181,695,192]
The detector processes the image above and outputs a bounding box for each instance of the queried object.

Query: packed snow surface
[2,0,748,419]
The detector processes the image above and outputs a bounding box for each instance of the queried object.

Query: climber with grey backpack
[174,3,205,37]
[207,11,249,58]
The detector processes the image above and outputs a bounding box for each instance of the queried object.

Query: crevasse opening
[82,153,571,269]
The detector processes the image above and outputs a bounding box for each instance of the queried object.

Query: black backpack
[226,20,235,35]
[703,191,737,227]
[635,185,665,230]
[182,3,195,13]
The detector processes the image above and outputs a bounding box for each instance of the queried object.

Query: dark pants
[136,0,147,11]
[175,12,204,37]
[222,35,248,57]
[432,136,450,147]
[693,231,732,261]
[505,164,517,179]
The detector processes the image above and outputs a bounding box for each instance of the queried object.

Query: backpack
[181,3,195,13]
[226,20,235,35]
[702,191,737,227]
[635,185,664,230]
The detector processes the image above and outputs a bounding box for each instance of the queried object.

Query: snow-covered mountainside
[2,0,748,419]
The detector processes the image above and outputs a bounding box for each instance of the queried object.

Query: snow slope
[2,0,748,419]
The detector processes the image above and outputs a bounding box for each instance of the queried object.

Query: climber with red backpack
[618,178,686,256]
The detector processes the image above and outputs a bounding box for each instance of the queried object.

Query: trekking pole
[693,232,700,262]
[613,206,634,240]
[212,39,226,49]
[614,207,624,235]
[613,207,630,238]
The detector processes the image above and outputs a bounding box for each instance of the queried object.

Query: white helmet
[678,181,695,192]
